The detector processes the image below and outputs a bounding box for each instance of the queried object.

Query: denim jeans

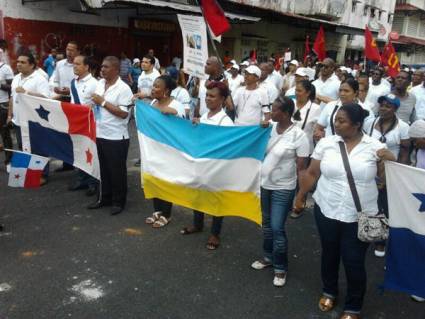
[193,210,223,236]
[314,204,369,314]
[261,187,295,273]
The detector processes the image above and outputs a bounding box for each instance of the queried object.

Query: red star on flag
[85,148,93,165]
[14,174,20,179]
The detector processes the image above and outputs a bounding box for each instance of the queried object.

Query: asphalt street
[0,122,423,319]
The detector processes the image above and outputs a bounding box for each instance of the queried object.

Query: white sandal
[145,211,161,224]
[152,216,171,228]
[251,259,272,270]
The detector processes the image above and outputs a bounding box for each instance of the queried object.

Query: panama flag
[384,161,425,298]
[17,94,100,180]
[8,150,49,188]
[136,101,271,224]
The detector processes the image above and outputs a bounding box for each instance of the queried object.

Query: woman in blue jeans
[251,95,309,287]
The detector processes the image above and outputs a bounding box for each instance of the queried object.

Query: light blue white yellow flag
[136,101,271,224]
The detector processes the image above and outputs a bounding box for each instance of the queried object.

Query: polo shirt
[49,59,74,91]
[312,73,341,109]
[94,78,133,140]
[0,63,14,103]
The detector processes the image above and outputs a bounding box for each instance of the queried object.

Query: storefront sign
[131,19,176,33]
[177,14,208,79]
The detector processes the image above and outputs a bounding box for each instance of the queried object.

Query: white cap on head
[133,58,140,64]
[409,119,425,138]
[230,59,237,65]
[295,67,308,77]
[289,59,299,66]
[240,61,250,66]
[231,64,240,70]
[244,65,261,78]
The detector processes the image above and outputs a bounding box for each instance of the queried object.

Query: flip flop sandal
[180,227,202,235]
[152,216,170,228]
[318,295,336,312]
[206,237,220,250]
[145,212,161,224]
[290,210,304,219]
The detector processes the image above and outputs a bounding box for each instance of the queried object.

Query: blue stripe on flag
[11,151,31,168]
[135,101,271,161]
[384,227,425,298]
[28,121,74,165]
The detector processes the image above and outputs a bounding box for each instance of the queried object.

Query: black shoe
[68,183,88,191]
[87,200,111,210]
[134,159,141,167]
[110,205,124,216]
[85,186,98,196]
[0,223,4,232]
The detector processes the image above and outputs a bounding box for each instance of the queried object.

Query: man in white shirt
[366,67,391,114]
[134,54,161,103]
[312,58,341,109]
[392,70,417,124]
[410,69,424,91]
[411,81,425,120]
[267,60,283,91]
[89,56,133,216]
[69,55,99,195]
[282,60,298,93]
[50,41,80,101]
[227,64,244,96]
[259,62,279,106]
[8,52,50,150]
[148,49,160,71]
[0,59,14,167]
[233,65,270,126]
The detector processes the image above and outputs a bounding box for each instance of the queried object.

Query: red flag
[249,49,257,63]
[313,26,326,61]
[200,0,230,37]
[381,41,400,78]
[364,26,381,62]
[303,35,311,63]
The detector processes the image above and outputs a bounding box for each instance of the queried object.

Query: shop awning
[393,35,425,47]
[83,0,261,21]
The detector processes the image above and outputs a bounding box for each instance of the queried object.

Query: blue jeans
[314,204,369,314]
[261,187,295,273]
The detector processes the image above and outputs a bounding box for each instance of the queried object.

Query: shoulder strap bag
[338,141,389,243]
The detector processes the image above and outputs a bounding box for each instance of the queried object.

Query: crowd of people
[1,38,425,318]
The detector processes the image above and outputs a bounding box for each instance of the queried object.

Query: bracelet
[101,100,106,107]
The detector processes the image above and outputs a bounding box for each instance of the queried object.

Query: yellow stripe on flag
[142,173,261,225]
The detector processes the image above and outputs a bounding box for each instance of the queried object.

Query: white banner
[177,14,208,79]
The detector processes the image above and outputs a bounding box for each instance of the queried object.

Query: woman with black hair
[294,80,321,154]
[251,95,310,287]
[294,103,395,319]
[144,75,185,228]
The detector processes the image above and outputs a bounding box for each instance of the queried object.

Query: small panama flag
[7,150,49,188]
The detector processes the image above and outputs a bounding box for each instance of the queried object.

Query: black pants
[97,138,129,207]
[153,198,173,218]
[193,210,223,236]
[376,187,388,246]
[0,105,13,164]
[314,204,369,314]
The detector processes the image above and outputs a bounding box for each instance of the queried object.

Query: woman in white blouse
[293,79,321,154]
[144,75,185,228]
[363,93,410,257]
[251,95,310,287]
[180,81,233,250]
[294,103,395,319]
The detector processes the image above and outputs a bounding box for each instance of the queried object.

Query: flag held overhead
[364,26,381,62]
[200,0,230,37]
[313,25,326,61]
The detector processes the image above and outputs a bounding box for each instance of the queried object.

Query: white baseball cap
[295,67,308,77]
[230,59,237,65]
[245,65,261,78]
[133,58,140,64]
[231,64,240,70]
[240,61,250,66]
[289,59,299,66]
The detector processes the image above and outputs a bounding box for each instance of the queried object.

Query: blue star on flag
[412,193,425,212]
[36,105,50,121]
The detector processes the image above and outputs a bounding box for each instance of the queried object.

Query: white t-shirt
[70,73,98,106]
[317,100,342,137]
[411,85,425,120]
[293,100,321,154]
[151,98,185,118]
[233,86,270,126]
[259,79,279,106]
[268,70,283,91]
[228,74,244,95]
[312,134,386,223]
[312,73,340,109]
[366,81,391,114]
[200,109,233,126]
[94,78,133,140]
[282,73,295,91]
[261,124,309,190]
[363,116,410,159]
[49,59,74,90]
[137,69,161,98]
[0,63,14,103]
[171,86,191,111]
[11,72,50,125]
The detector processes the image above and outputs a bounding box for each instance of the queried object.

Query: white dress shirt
[49,59,74,91]
[312,73,341,109]
[293,100,321,154]
[200,109,233,126]
[94,78,133,140]
[70,73,98,106]
[411,85,425,120]
[233,86,270,126]
[312,134,386,223]
[11,72,50,125]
